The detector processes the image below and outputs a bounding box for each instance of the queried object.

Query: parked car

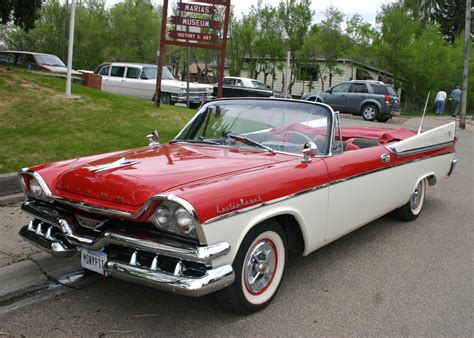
[0,50,80,75]
[214,76,285,98]
[94,62,213,108]
[18,98,457,314]
[301,80,400,122]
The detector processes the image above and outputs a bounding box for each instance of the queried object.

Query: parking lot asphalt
[0,116,472,336]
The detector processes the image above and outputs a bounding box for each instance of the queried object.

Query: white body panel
[99,63,213,101]
[204,153,454,268]
[390,122,455,154]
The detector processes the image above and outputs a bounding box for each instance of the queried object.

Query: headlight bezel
[148,200,198,239]
[19,171,52,201]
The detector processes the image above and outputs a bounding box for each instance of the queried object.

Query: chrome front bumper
[19,201,235,297]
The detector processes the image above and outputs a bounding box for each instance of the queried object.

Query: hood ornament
[147,130,160,146]
[89,157,139,172]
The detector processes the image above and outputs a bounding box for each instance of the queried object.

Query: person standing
[435,89,447,116]
[450,85,462,117]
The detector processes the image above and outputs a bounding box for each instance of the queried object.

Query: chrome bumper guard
[446,157,459,178]
[19,201,235,297]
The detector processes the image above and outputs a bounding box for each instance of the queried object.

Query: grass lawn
[0,66,196,174]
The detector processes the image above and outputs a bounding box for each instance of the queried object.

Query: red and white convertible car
[19,99,457,314]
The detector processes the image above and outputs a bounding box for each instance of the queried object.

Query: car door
[347,83,369,113]
[98,65,112,91]
[222,78,236,97]
[120,66,143,99]
[323,83,350,112]
[323,145,396,241]
[105,66,125,94]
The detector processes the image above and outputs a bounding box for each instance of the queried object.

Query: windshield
[175,100,332,155]
[251,80,267,89]
[140,66,175,80]
[34,54,65,67]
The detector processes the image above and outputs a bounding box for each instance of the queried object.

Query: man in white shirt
[435,89,447,116]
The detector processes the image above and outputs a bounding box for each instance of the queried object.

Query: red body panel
[28,127,455,224]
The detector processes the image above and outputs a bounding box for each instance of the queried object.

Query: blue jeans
[436,100,445,115]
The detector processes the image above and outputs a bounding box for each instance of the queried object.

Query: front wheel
[216,220,287,315]
[394,178,427,221]
[361,104,378,121]
[376,115,390,122]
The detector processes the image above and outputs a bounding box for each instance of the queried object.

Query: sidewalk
[0,202,97,312]
[399,114,474,132]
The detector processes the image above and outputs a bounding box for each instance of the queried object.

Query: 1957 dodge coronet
[18,98,457,314]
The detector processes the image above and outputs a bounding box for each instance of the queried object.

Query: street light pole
[459,0,471,129]
[65,0,76,97]
[284,49,290,98]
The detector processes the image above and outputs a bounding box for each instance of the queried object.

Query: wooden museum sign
[155,0,231,106]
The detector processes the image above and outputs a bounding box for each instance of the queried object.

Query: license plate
[81,248,107,275]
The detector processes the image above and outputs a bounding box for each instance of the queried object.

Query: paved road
[1,118,472,336]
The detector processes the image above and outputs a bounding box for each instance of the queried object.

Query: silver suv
[301,81,400,122]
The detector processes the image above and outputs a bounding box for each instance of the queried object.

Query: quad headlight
[206,87,213,94]
[149,201,197,239]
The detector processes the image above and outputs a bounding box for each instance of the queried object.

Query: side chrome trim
[203,183,329,225]
[446,157,459,178]
[203,151,455,225]
[386,141,454,157]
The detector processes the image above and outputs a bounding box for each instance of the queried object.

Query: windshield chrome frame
[173,98,335,158]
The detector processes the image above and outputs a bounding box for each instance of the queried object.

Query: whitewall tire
[216,220,287,315]
[394,178,427,221]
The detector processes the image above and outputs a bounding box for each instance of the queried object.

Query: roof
[1,50,58,56]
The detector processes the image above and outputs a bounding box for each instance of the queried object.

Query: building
[230,58,402,98]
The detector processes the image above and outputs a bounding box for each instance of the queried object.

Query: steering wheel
[281,130,314,145]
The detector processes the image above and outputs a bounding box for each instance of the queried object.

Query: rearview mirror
[302,142,317,163]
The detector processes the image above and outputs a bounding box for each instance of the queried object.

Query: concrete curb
[0,172,21,197]
[0,193,24,206]
[0,252,101,313]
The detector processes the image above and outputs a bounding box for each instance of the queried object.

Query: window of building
[298,65,319,81]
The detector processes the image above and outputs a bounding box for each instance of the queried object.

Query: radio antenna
[418,92,430,134]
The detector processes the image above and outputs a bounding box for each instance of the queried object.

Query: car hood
[53,143,290,207]
[162,79,213,90]
[40,65,81,75]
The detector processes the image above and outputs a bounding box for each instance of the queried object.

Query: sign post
[155,0,231,107]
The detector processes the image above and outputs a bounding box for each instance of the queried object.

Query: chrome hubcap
[244,240,277,295]
[410,182,423,210]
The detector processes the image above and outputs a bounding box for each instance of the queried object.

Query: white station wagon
[94,62,214,108]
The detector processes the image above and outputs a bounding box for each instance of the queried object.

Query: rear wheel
[216,220,287,315]
[361,104,378,121]
[160,93,171,105]
[394,178,427,221]
[376,115,390,122]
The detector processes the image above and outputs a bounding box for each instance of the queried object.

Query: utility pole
[65,0,76,97]
[459,0,472,129]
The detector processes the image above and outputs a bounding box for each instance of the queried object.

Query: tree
[254,4,284,87]
[278,0,313,93]
[433,0,465,43]
[345,14,378,64]
[0,0,42,31]
[304,6,347,89]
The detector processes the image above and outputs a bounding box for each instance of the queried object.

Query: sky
[105,0,398,27]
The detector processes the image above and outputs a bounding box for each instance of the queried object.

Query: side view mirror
[302,142,317,163]
[147,130,160,146]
